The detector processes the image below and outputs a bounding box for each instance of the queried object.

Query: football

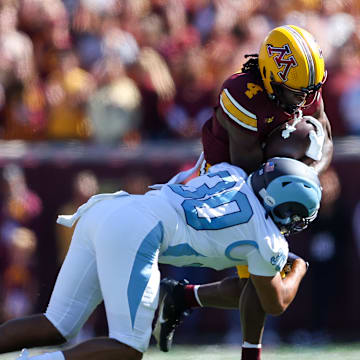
[263,116,315,164]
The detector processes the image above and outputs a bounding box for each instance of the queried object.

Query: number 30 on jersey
[169,171,253,230]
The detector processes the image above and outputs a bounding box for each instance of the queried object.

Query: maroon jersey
[202,71,322,165]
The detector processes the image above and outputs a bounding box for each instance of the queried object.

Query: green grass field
[2,344,360,360]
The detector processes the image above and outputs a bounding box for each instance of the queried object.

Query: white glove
[303,116,325,161]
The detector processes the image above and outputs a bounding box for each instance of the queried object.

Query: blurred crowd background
[0,0,360,349]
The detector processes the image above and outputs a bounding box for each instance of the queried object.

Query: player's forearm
[278,259,307,313]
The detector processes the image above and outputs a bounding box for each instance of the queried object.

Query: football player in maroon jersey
[154,25,333,360]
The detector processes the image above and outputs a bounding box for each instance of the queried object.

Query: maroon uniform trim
[202,70,322,165]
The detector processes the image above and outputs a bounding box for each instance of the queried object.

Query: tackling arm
[250,258,308,316]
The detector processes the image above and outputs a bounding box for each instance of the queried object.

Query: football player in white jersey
[0,157,321,360]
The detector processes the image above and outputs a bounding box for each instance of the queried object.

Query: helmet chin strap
[269,82,305,114]
[268,91,296,114]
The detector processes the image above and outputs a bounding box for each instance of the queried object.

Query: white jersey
[51,161,289,353]
[143,162,289,276]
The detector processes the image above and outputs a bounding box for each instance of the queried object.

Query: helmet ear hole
[262,66,267,79]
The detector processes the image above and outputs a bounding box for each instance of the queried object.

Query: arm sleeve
[247,249,279,276]
[218,74,258,132]
[247,232,289,276]
[219,88,258,131]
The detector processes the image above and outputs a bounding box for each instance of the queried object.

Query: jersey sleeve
[218,73,259,132]
[247,233,289,276]
[247,249,279,276]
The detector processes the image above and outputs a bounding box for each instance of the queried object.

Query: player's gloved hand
[283,252,309,274]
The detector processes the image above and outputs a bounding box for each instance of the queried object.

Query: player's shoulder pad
[219,72,265,132]
[258,232,289,272]
[209,162,248,178]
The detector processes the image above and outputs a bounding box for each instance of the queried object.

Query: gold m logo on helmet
[266,44,298,82]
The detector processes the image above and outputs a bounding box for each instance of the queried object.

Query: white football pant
[45,196,163,353]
